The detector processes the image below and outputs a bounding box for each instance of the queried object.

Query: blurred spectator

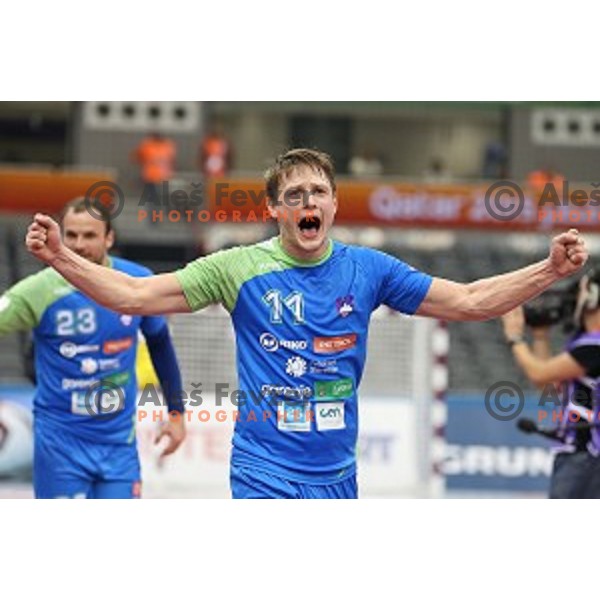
[348,148,383,178]
[199,124,232,178]
[482,141,507,179]
[527,166,565,195]
[423,157,451,183]
[131,132,176,208]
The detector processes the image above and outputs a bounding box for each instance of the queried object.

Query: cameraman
[502,270,600,499]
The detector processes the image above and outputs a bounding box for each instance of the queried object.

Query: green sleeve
[0,280,38,335]
[174,241,287,313]
[0,269,71,335]
[175,246,246,313]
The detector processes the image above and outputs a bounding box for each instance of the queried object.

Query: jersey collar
[272,237,333,267]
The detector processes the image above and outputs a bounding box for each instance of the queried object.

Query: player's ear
[105,229,115,251]
[332,193,338,216]
[266,197,279,220]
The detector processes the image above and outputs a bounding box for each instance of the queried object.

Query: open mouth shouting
[297,213,322,240]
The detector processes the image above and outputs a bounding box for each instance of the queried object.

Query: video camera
[523,284,579,329]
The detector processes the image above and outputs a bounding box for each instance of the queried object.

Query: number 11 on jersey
[263,290,305,325]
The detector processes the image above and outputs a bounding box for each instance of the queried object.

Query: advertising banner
[445,393,553,493]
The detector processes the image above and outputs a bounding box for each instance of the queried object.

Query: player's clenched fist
[549,228,589,278]
[26,214,62,265]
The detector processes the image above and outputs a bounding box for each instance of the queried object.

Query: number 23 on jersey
[55,309,97,336]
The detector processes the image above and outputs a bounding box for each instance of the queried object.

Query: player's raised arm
[417,229,588,321]
[26,213,191,316]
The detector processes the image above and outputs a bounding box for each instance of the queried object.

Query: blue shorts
[34,420,141,499]
[230,464,357,499]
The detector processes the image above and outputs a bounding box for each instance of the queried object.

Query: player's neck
[276,236,331,263]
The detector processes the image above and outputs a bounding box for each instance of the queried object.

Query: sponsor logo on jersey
[261,384,313,400]
[79,357,121,374]
[71,391,94,416]
[260,333,279,352]
[316,402,346,431]
[277,400,312,432]
[285,356,307,378]
[103,371,131,387]
[62,378,99,391]
[314,378,354,400]
[335,295,355,318]
[0,295,10,312]
[62,371,129,391]
[71,385,125,417]
[281,339,308,351]
[103,337,134,354]
[120,314,133,326]
[313,334,357,354]
[259,333,308,353]
[80,358,99,375]
[310,359,339,374]
[59,342,100,359]
[99,358,121,371]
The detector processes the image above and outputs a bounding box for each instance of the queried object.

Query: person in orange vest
[199,124,232,178]
[132,132,176,218]
[527,166,565,197]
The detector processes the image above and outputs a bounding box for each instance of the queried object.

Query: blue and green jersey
[176,237,432,482]
[0,257,167,444]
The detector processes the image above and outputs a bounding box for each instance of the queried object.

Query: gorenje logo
[261,384,313,400]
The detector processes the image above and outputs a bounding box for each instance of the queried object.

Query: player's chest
[236,268,372,331]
